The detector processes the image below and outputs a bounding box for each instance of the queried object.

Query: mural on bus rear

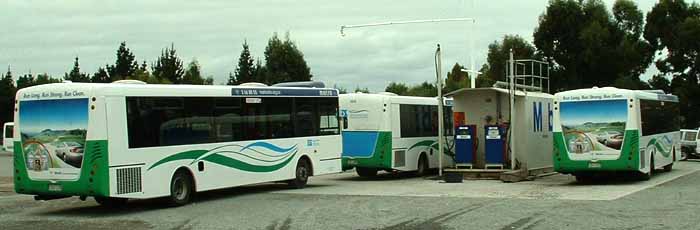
[19,98,88,180]
[559,99,627,154]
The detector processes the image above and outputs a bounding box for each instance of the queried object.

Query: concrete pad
[274,161,700,201]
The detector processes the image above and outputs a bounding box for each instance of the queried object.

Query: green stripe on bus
[407,140,436,152]
[202,152,296,173]
[646,138,671,158]
[147,150,208,170]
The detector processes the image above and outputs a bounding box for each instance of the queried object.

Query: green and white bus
[13,81,342,206]
[553,87,680,181]
[340,93,454,177]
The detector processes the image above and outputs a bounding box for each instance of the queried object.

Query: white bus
[340,93,454,177]
[2,122,13,151]
[13,82,342,206]
[553,87,680,181]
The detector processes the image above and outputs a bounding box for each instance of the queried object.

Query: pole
[436,44,445,176]
[508,49,516,170]
[469,19,476,88]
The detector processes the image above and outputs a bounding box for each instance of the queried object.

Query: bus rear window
[5,125,12,138]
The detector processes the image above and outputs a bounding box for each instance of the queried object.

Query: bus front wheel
[94,196,128,208]
[288,159,310,189]
[168,170,194,206]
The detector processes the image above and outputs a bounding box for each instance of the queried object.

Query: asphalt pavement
[0,157,699,229]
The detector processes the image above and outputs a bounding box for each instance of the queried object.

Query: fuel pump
[455,125,477,167]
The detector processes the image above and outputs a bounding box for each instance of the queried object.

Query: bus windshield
[559,99,628,154]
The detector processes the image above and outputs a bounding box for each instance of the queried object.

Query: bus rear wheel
[574,174,593,183]
[94,196,128,208]
[356,167,378,178]
[641,155,654,181]
[663,163,673,172]
[288,159,310,189]
[416,155,429,177]
[168,171,194,206]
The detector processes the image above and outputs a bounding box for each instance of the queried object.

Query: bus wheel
[641,155,654,181]
[168,171,194,206]
[416,155,429,177]
[574,174,593,183]
[663,163,673,172]
[288,159,310,189]
[94,196,128,208]
[356,167,378,178]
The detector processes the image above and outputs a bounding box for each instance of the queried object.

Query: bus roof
[15,82,339,99]
[341,92,450,105]
[554,87,678,102]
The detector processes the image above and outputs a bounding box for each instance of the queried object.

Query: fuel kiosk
[445,87,554,179]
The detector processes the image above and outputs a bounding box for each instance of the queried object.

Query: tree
[232,40,256,85]
[16,73,35,89]
[354,86,370,93]
[445,63,471,93]
[182,59,205,85]
[107,42,138,81]
[644,0,700,127]
[203,76,214,85]
[35,73,60,85]
[91,67,110,83]
[648,75,672,93]
[64,56,90,82]
[533,0,653,92]
[481,35,538,87]
[406,82,437,97]
[264,32,312,84]
[0,66,16,125]
[333,84,348,94]
[385,82,409,95]
[152,43,185,84]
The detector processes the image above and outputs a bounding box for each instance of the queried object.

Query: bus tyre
[168,171,194,206]
[94,196,128,208]
[416,155,428,177]
[356,167,378,178]
[641,155,654,181]
[288,159,310,189]
[663,163,673,172]
[574,174,592,183]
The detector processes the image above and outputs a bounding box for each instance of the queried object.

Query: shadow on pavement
[34,182,332,216]
[332,170,438,182]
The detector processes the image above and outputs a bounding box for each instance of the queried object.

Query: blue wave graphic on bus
[149,141,298,172]
[241,142,297,154]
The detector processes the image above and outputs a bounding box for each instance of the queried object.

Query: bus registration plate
[347,159,358,166]
[588,162,601,168]
[48,184,62,192]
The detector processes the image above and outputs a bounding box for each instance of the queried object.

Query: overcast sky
[1,0,666,92]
